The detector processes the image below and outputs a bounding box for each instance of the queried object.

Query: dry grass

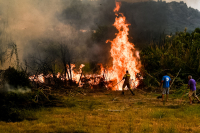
[0,89,200,133]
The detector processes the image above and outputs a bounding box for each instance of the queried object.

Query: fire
[29,2,141,91]
[106,2,141,90]
[113,2,121,13]
[29,74,45,83]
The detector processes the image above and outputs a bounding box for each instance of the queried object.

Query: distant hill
[60,0,200,48]
[120,1,200,33]
[118,1,200,47]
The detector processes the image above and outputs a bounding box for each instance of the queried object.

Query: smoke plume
[0,0,199,71]
[0,0,114,70]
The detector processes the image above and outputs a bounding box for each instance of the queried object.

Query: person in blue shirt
[160,72,171,102]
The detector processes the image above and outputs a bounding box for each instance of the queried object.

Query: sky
[160,0,200,11]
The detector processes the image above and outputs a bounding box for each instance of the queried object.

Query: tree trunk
[14,44,20,70]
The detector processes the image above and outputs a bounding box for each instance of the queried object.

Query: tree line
[140,28,200,88]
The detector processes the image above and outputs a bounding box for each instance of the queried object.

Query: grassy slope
[0,89,200,133]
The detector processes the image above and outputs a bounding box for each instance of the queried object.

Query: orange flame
[113,2,121,12]
[106,2,141,90]
[29,3,141,91]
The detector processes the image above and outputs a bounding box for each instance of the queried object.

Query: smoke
[0,0,75,39]
[0,83,31,93]
[0,0,73,59]
[0,0,109,69]
[0,0,119,72]
[0,0,199,71]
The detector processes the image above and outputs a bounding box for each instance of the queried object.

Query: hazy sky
[162,0,200,11]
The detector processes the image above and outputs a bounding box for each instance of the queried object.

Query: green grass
[158,126,176,133]
[151,110,167,119]
[1,89,200,133]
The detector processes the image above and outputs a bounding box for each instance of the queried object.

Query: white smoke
[1,83,31,93]
[0,0,88,69]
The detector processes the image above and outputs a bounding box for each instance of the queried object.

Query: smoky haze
[0,0,70,45]
[0,0,114,70]
[0,0,71,66]
[0,0,200,72]
[0,0,74,68]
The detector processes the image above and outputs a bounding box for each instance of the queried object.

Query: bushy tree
[3,67,30,88]
[140,28,200,87]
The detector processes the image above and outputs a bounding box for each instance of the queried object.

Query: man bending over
[188,75,200,104]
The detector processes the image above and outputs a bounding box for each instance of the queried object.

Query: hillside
[61,0,200,48]
[119,1,200,46]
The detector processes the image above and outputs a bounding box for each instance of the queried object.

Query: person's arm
[169,78,172,85]
[122,75,126,80]
[160,76,164,87]
[187,84,190,89]
[188,80,190,89]
[160,80,163,88]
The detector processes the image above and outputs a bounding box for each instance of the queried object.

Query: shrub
[3,67,31,88]
[0,92,36,122]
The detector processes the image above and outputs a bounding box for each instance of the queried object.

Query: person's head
[126,70,128,73]
[164,72,167,75]
[188,75,192,80]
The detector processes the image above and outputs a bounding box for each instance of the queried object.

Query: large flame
[106,2,141,90]
[29,2,141,91]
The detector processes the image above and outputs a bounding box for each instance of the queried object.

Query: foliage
[140,28,200,88]
[1,91,200,132]
[0,91,63,122]
[3,67,31,88]
[120,1,200,48]
[0,92,37,122]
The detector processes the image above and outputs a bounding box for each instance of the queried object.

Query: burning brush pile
[29,2,142,91]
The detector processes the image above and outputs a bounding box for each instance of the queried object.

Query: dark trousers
[122,82,131,91]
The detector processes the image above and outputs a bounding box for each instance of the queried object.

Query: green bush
[0,92,37,122]
[0,92,61,122]
[3,67,31,88]
[140,28,200,88]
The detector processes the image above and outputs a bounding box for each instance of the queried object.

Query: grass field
[0,88,200,133]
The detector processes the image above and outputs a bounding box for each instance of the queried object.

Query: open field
[0,88,200,133]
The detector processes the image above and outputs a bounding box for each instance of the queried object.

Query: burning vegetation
[29,2,141,91]
[1,1,200,131]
